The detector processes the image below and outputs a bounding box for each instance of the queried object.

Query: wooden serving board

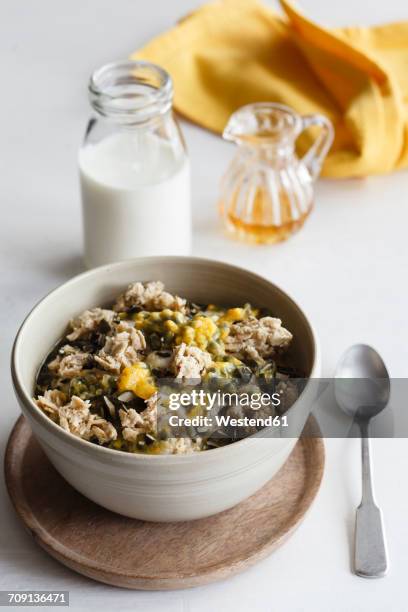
[5,416,324,590]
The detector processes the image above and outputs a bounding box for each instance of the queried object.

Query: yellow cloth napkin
[132,0,408,178]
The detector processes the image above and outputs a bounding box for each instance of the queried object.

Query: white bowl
[11,257,320,522]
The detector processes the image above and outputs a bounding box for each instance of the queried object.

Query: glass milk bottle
[79,60,191,268]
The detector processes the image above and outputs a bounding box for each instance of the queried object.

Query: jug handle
[299,114,334,180]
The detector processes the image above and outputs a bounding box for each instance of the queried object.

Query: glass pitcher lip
[223,102,302,145]
[89,59,173,123]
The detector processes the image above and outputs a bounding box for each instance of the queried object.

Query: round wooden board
[5,416,324,590]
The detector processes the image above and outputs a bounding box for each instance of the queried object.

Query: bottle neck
[89,60,173,127]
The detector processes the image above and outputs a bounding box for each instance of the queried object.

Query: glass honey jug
[218,103,334,244]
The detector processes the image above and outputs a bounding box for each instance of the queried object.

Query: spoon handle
[355,427,388,578]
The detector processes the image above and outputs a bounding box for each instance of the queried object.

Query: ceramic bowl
[11,257,320,522]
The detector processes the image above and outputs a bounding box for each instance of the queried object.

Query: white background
[1,1,407,610]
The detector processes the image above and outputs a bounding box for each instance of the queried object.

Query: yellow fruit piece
[196,316,217,335]
[221,307,246,323]
[175,315,219,348]
[118,363,156,400]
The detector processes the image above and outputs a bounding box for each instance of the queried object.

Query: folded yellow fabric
[132,0,408,178]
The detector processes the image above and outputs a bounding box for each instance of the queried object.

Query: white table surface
[1,1,407,610]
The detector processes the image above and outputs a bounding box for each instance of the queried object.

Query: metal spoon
[335,344,389,578]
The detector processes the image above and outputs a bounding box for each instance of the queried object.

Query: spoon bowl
[335,344,390,420]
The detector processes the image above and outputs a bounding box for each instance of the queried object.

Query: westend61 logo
[166,389,288,428]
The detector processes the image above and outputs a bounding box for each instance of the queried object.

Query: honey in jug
[218,103,333,244]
